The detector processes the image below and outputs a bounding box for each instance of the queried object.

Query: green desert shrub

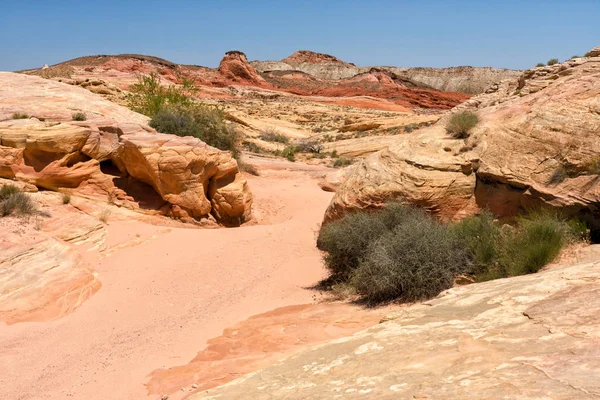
[317,204,420,280]
[1,191,36,216]
[449,211,500,276]
[62,192,72,204]
[259,129,289,144]
[332,157,354,168]
[72,112,87,121]
[536,63,545,67]
[280,145,297,161]
[127,72,196,117]
[352,210,470,303]
[12,113,29,119]
[547,58,559,66]
[497,211,580,277]
[150,105,239,157]
[318,204,588,304]
[446,111,479,139]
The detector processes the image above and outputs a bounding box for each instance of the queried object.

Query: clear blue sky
[1,0,598,71]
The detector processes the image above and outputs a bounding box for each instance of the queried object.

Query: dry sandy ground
[0,164,360,399]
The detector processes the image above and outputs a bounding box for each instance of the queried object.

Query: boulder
[323,46,600,230]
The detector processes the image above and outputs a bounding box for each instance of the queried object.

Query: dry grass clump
[259,128,289,144]
[0,184,36,217]
[446,111,479,139]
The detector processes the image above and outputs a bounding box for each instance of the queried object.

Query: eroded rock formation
[323,47,600,230]
[0,72,252,225]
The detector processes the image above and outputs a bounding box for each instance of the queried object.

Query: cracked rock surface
[193,255,600,399]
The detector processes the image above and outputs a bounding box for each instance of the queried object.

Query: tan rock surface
[324,48,600,226]
[193,255,600,399]
[0,192,104,324]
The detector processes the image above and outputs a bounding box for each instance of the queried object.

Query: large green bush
[317,204,417,280]
[149,105,239,157]
[353,210,470,303]
[318,204,588,304]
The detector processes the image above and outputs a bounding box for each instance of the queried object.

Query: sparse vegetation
[549,164,568,184]
[62,192,71,204]
[99,208,111,223]
[446,111,479,139]
[332,157,354,168]
[0,185,36,217]
[150,105,240,158]
[72,112,87,121]
[536,63,545,67]
[583,158,600,175]
[547,58,559,66]
[259,128,289,144]
[280,145,297,161]
[127,72,196,117]
[318,204,588,304]
[12,113,29,119]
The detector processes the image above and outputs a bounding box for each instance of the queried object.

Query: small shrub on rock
[72,112,87,121]
[536,63,545,67]
[446,111,479,139]
[332,157,354,168]
[259,129,289,144]
[12,113,29,119]
[547,58,559,66]
[0,184,20,200]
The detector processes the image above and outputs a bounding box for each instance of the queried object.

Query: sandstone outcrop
[323,47,600,231]
[0,192,104,324]
[193,255,600,399]
[217,51,267,86]
[0,72,252,225]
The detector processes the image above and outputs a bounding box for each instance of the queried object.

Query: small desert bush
[72,112,87,121]
[259,129,289,144]
[0,184,20,200]
[62,192,71,204]
[1,190,36,217]
[99,208,111,223]
[548,164,568,184]
[535,63,545,67]
[280,145,297,161]
[446,111,479,139]
[547,58,559,66]
[318,204,587,304]
[127,72,196,117]
[150,105,239,157]
[12,113,29,119]
[584,158,600,175]
[332,157,354,168]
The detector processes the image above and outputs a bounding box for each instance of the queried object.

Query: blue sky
[1,0,598,71]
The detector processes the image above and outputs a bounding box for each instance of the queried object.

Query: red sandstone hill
[21,50,470,111]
